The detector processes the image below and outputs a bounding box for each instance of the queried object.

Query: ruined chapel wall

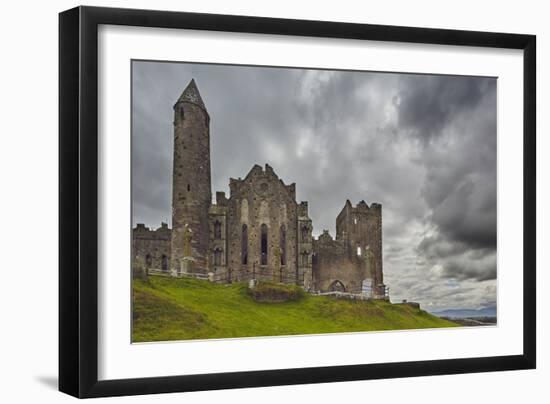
[226,165,298,283]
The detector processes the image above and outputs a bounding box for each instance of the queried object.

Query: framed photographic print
[59,6,536,398]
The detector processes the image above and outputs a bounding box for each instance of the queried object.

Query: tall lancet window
[241,224,248,265]
[260,224,268,265]
[280,225,287,266]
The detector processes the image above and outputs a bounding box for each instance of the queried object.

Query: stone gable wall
[225,164,299,283]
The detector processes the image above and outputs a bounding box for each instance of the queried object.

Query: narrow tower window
[280,225,287,266]
[187,184,190,192]
[161,255,168,271]
[260,224,268,265]
[214,221,222,239]
[180,106,184,120]
[145,254,152,268]
[241,224,248,265]
[357,246,362,256]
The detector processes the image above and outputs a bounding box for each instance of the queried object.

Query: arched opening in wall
[214,248,222,266]
[180,105,184,120]
[328,280,346,292]
[161,255,168,272]
[301,225,308,242]
[260,224,268,265]
[241,224,248,265]
[214,220,222,239]
[145,254,152,268]
[280,225,286,266]
[357,246,362,256]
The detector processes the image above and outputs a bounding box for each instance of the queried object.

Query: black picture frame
[59,5,536,398]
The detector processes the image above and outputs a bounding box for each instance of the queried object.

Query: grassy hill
[132,276,459,342]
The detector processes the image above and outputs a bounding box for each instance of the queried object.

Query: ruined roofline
[133,222,171,232]
[314,229,346,244]
[229,163,297,200]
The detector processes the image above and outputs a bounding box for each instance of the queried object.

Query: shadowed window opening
[241,224,248,265]
[145,254,152,268]
[187,184,190,192]
[161,255,168,272]
[280,225,287,266]
[261,224,268,265]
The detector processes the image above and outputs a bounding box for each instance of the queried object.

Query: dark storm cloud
[397,75,494,144]
[132,60,497,311]
[402,76,497,285]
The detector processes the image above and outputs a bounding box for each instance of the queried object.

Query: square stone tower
[335,200,384,292]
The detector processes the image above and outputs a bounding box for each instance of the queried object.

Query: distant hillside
[132,277,458,342]
[431,306,497,319]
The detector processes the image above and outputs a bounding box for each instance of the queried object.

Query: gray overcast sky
[132,60,497,312]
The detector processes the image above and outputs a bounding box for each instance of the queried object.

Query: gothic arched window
[241,224,248,265]
[260,224,268,265]
[280,225,287,266]
[214,220,222,239]
[161,255,168,271]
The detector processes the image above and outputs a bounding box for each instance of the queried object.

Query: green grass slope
[132,276,459,342]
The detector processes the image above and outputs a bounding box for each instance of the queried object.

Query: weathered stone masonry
[132,79,387,298]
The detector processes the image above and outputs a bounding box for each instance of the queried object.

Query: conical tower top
[175,78,206,110]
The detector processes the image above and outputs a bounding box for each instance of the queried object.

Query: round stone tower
[170,79,211,274]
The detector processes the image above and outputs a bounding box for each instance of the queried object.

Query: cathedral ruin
[133,79,387,298]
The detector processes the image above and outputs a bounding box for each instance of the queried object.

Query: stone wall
[208,191,228,275]
[132,223,171,272]
[297,201,313,290]
[312,230,368,293]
